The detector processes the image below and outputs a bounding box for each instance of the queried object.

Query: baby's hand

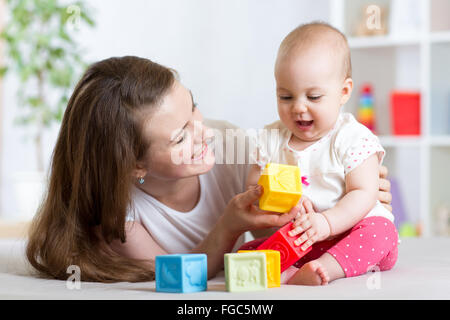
[288,198,331,251]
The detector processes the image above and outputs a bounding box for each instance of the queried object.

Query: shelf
[430,136,450,146]
[379,135,422,147]
[379,135,450,147]
[430,31,450,43]
[348,35,421,49]
[348,31,450,49]
[331,0,450,238]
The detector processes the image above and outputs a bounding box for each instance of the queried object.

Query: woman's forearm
[322,189,377,236]
[190,217,241,279]
[190,185,299,279]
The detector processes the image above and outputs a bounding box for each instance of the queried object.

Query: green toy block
[224,252,268,292]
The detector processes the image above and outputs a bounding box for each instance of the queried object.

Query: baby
[241,22,398,285]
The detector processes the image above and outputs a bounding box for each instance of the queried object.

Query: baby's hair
[277,21,352,79]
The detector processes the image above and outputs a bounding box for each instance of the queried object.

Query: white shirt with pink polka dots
[250,112,394,222]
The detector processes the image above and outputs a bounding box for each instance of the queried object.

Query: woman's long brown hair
[26,56,175,282]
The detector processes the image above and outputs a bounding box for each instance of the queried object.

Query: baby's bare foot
[287,260,330,286]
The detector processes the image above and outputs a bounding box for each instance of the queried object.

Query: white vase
[10,171,46,222]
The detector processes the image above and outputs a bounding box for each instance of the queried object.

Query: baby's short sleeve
[335,120,385,175]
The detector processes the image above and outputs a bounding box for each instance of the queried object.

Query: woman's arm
[113,187,299,279]
[245,164,261,190]
[109,221,167,262]
[245,164,279,238]
[378,165,392,211]
[192,185,299,278]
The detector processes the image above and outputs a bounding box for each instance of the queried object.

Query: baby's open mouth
[296,120,314,127]
[295,120,314,131]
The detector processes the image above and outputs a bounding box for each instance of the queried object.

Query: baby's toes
[316,266,330,285]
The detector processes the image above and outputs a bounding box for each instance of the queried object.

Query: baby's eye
[279,95,292,101]
[308,95,322,101]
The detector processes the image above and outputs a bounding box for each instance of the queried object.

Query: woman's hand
[194,184,298,279]
[378,165,392,212]
[288,197,331,251]
[220,184,299,238]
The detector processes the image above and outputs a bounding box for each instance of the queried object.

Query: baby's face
[275,45,352,144]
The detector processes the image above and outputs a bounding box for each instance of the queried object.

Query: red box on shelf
[390,91,421,135]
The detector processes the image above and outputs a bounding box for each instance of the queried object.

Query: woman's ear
[340,77,353,106]
[132,163,147,180]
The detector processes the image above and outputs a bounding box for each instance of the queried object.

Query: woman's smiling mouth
[192,142,208,161]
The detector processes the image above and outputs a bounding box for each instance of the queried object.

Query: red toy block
[257,222,312,273]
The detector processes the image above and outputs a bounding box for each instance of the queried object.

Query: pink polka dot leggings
[239,216,399,279]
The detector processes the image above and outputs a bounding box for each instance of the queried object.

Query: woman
[26,56,392,282]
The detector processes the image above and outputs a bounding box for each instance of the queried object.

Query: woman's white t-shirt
[126,119,250,254]
[251,112,394,222]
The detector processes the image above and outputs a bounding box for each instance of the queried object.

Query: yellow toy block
[257,163,302,213]
[238,250,281,288]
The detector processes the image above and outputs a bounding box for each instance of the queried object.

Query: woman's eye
[176,133,186,144]
[176,136,185,144]
[308,95,322,101]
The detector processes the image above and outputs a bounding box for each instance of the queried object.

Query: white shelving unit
[329,0,450,237]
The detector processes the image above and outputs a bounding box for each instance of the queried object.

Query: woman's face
[138,80,215,181]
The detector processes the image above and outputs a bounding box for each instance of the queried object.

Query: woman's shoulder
[262,120,289,132]
[203,118,240,132]
[126,186,161,222]
[252,120,290,145]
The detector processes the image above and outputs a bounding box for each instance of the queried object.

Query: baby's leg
[287,252,344,285]
[287,216,399,285]
[325,216,398,278]
[285,237,344,285]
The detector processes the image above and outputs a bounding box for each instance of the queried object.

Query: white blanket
[1,237,449,300]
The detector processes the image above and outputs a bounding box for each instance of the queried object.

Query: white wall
[1,0,330,219]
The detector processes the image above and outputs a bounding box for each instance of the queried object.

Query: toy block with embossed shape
[224,252,268,292]
[257,222,312,272]
[257,163,302,213]
[237,249,280,288]
[155,254,207,293]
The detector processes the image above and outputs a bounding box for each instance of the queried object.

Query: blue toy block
[155,254,207,293]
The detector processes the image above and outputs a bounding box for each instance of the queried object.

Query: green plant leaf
[3,0,95,132]
[0,66,8,77]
